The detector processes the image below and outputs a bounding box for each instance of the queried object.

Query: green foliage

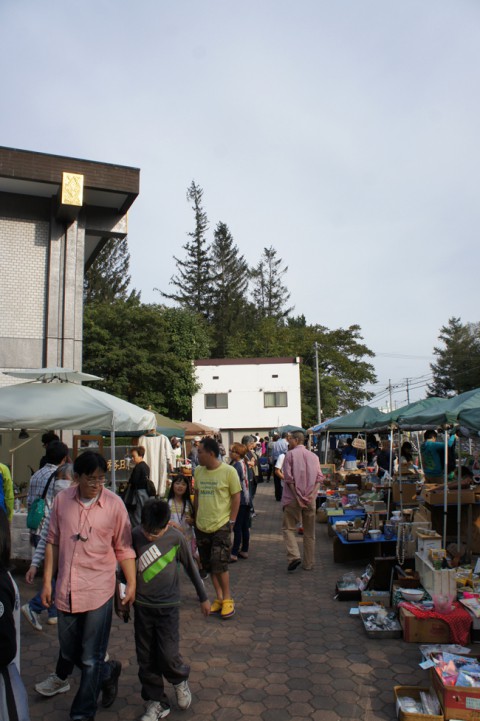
[83,299,211,420]
[83,181,377,426]
[159,181,215,318]
[428,317,480,397]
[209,222,250,356]
[84,237,139,303]
[250,246,293,320]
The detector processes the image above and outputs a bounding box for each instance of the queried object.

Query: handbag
[123,484,137,508]
[146,478,157,497]
[26,470,57,530]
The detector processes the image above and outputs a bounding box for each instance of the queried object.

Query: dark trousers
[134,604,189,705]
[274,475,283,502]
[58,597,113,720]
[232,505,250,557]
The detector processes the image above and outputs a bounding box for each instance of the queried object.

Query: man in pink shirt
[282,431,323,572]
[42,451,136,721]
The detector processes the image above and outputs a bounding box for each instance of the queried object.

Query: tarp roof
[0,381,156,432]
[326,406,388,433]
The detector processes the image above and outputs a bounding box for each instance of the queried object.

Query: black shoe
[101,660,121,708]
[287,559,301,572]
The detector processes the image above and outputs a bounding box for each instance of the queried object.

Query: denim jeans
[30,577,57,618]
[232,505,250,557]
[58,597,114,720]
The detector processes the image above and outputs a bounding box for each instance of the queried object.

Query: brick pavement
[15,482,433,721]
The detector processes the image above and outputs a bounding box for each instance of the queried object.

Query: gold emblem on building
[61,172,84,206]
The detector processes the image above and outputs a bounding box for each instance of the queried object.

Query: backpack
[26,470,57,531]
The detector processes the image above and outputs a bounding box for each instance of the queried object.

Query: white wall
[192,360,302,431]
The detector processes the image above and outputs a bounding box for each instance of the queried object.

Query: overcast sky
[2,0,479,409]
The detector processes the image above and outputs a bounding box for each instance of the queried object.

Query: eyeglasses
[84,475,107,487]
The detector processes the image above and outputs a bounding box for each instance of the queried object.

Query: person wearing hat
[188,437,201,471]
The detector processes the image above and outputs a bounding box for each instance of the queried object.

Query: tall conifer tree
[160,181,215,318]
[428,317,480,396]
[251,246,293,320]
[84,237,138,303]
[210,221,250,356]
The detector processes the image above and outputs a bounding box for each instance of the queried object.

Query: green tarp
[326,406,388,433]
[394,389,480,429]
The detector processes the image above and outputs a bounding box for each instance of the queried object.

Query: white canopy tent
[0,379,156,491]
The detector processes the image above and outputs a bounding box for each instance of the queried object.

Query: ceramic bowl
[399,588,424,602]
[368,529,381,539]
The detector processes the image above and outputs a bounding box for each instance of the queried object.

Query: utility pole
[388,379,393,412]
[314,341,322,424]
[406,377,410,404]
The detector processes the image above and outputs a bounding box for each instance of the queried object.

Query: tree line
[428,317,480,397]
[83,181,377,427]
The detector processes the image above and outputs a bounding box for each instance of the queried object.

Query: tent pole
[111,427,116,493]
[325,431,329,464]
[457,430,461,551]
[443,429,448,547]
[398,428,403,513]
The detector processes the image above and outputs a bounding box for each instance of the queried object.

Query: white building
[192,357,302,448]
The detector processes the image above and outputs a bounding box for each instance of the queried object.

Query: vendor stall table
[333,529,397,563]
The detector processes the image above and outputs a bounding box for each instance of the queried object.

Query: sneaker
[101,659,121,708]
[46,616,58,625]
[174,680,192,710]
[287,559,302,572]
[35,673,70,697]
[21,603,42,631]
[140,700,171,721]
[210,598,223,614]
[221,598,235,619]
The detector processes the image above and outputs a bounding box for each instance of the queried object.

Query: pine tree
[159,181,215,318]
[209,221,250,356]
[84,237,138,303]
[250,246,293,320]
[428,317,480,396]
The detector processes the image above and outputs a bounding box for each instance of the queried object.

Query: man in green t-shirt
[194,437,241,620]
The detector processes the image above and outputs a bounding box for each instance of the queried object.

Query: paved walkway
[16,483,433,721]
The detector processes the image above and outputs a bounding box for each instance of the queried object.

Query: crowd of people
[0,427,325,721]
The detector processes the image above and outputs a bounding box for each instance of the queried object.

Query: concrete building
[0,145,139,483]
[192,357,302,448]
[0,145,139,388]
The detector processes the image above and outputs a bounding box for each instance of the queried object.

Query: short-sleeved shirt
[194,463,241,533]
[47,485,135,613]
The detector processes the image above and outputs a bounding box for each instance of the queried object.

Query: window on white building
[205,393,228,409]
[264,391,287,408]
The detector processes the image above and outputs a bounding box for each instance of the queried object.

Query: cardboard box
[399,607,450,643]
[417,532,442,559]
[361,590,391,606]
[423,487,475,505]
[430,666,480,720]
[392,481,420,505]
[394,685,444,721]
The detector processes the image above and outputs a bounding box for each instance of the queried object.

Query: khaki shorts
[195,523,232,574]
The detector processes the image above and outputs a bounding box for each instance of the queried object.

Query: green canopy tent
[393,389,480,548]
[319,406,388,465]
[327,406,388,433]
[271,424,306,435]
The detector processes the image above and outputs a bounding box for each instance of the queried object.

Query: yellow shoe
[210,598,223,614]
[221,598,235,619]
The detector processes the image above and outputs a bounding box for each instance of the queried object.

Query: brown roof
[0,146,139,214]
